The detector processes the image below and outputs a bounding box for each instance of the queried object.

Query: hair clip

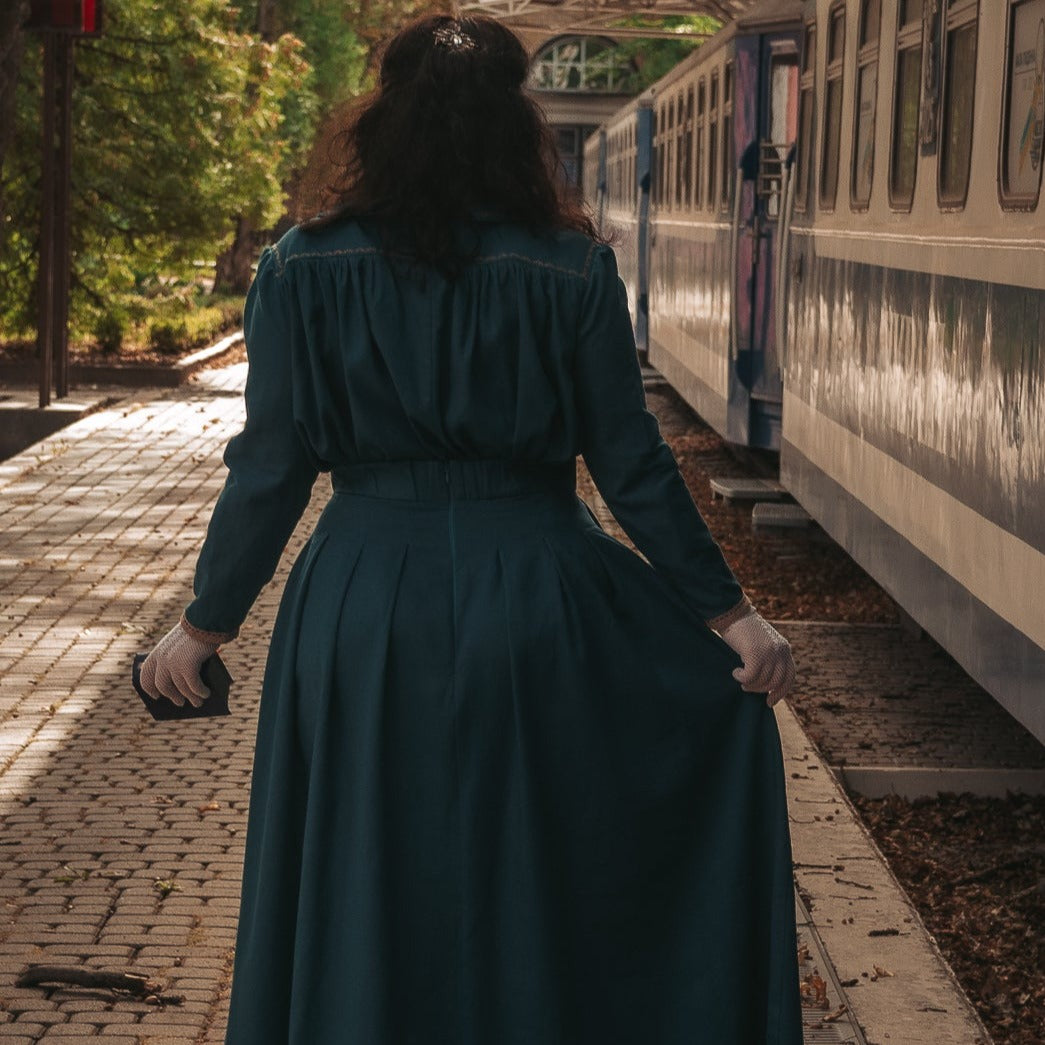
[433,22,477,52]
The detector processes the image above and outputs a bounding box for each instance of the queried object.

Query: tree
[610,15,721,94]
[0,3,28,245]
[214,0,440,292]
[0,0,310,338]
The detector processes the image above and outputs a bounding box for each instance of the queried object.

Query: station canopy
[456,0,765,40]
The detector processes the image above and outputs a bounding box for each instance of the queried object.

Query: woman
[141,12,803,1044]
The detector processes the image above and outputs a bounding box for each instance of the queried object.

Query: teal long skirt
[223,459,804,1045]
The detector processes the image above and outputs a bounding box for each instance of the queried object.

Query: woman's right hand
[717,611,796,707]
[140,621,220,708]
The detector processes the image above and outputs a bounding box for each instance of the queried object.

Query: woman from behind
[141,11,803,1044]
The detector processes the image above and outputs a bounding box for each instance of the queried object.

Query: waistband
[330,458,577,501]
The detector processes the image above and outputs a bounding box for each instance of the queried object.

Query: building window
[528,36,628,92]
[796,22,817,211]
[695,78,706,207]
[555,126,598,187]
[709,70,719,210]
[820,3,846,210]
[1001,0,1045,208]
[938,0,979,207]
[851,0,882,207]
[890,2,923,208]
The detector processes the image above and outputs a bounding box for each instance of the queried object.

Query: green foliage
[277,0,369,108]
[146,302,236,355]
[609,15,722,94]
[0,0,314,340]
[92,310,125,353]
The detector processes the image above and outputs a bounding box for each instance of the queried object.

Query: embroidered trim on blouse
[705,594,756,633]
[268,243,600,281]
[179,611,238,646]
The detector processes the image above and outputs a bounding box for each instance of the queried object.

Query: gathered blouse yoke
[180,215,748,643]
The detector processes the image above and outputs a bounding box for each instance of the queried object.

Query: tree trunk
[0,3,28,218]
[213,0,279,295]
[213,214,259,295]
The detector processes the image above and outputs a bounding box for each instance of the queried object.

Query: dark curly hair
[300,12,613,280]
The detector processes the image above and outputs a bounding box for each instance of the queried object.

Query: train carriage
[782,0,1045,742]
[587,96,653,354]
[583,0,1045,744]
[586,2,805,448]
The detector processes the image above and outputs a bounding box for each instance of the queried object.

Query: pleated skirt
[223,459,804,1045]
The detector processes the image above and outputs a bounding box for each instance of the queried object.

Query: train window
[683,85,694,209]
[672,89,681,207]
[709,70,719,210]
[667,96,676,210]
[660,103,669,208]
[860,0,882,46]
[851,0,882,208]
[722,62,734,209]
[802,20,815,73]
[890,0,923,208]
[768,54,799,218]
[938,1,979,207]
[819,4,846,210]
[613,132,618,207]
[1000,0,1045,208]
[795,22,816,212]
[653,106,660,208]
[696,79,706,207]
[629,124,636,212]
[830,4,846,58]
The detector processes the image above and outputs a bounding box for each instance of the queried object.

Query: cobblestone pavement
[0,363,994,1043]
[779,623,1045,770]
[0,364,326,1043]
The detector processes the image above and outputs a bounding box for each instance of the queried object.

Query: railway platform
[0,362,996,1043]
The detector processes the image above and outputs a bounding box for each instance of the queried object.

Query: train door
[740,39,799,447]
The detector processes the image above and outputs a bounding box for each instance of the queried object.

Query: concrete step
[752,501,813,532]
[709,476,787,503]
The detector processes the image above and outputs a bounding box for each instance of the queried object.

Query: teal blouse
[181,215,746,641]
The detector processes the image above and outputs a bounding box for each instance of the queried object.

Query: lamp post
[24,0,103,408]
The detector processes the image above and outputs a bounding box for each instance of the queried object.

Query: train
[583,0,1045,746]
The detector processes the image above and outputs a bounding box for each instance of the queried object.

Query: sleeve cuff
[705,594,756,633]
[179,610,238,646]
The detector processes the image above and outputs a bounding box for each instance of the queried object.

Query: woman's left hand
[140,622,220,708]
[717,611,796,708]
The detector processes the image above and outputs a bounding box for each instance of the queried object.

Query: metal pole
[53,34,74,399]
[37,31,56,409]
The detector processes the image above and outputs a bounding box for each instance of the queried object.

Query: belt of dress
[329,458,578,502]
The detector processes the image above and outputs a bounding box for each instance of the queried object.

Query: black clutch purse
[132,652,232,720]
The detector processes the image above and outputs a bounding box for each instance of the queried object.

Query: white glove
[717,611,796,708]
[140,621,220,708]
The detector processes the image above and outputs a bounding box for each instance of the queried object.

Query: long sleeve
[574,243,749,627]
[181,245,321,640]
